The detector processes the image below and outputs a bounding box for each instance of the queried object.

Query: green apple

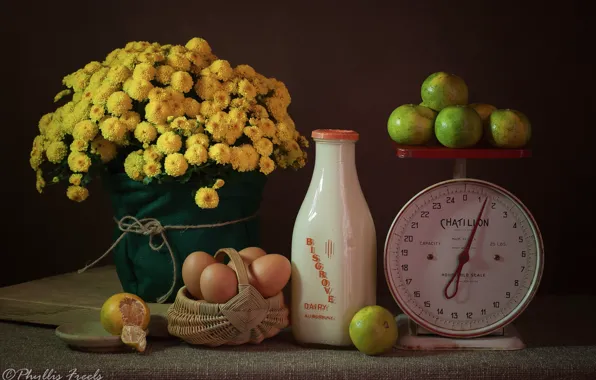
[435,105,483,148]
[387,104,437,145]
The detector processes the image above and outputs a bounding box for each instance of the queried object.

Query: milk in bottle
[291,129,376,346]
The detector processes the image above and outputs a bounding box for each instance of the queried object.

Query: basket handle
[214,248,250,286]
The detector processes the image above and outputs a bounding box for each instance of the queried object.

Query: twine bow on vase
[77,213,258,303]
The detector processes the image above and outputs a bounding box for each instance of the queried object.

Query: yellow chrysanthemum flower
[143,160,162,177]
[29,136,45,170]
[83,61,102,74]
[123,78,153,101]
[259,156,275,175]
[234,64,256,79]
[185,37,212,55]
[170,116,197,136]
[67,151,92,173]
[243,126,263,142]
[184,144,208,165]
[38,113,53,135]
[54,89,72,103]
[230,97,253,111]
[166,53,191,72]
[120,111,141,131]
[224,122,244,145]
[88,67,109,88]
[67,185,89,202]
[45,141,68,163]
[199,101,217,118]
[156,123,171,134]
[164,153,188,177]
[254,137,274,157]
[69,173,83,186]
[205,113,228,142]
[184,50,203,66]
[238,79,257,100]
[124,150,145,181]
[229,146,249,172]
[298,135,310,148]
[70,139,88,152]
[251,104,269,119]
[89,105,105,122]
[212,179,225,189]
[195,187,219,209]
[241,144,259,170]
[156,131,182,154]
[90,137,117,163]
[46,120,66,142]
[134,122,157,144]
[208,143,231,165]
[257,118,276,138]
[253,73,273,95]
[209,60,233,81]
[213,90,231,110]
[71,120,98,142]
[143,145,163,162]
[106,65,132,84]
[35,169,46,193]
[133,62,156,81]
[195,75,222,101]
[284,139,303,164]
[171,71,193,93]
[183,97,201,118]
[277,121,296,142]
[92,83,119,106]
[155,65,175,85]
[223,78,239,94]
[186,133,210,148]
[266,96,286,121]
[106,91,133,116]
[100,117,128,143]
[63,70,90,92]
[148,87,168,102]
[272,80,291,106]
[145,100,172,124]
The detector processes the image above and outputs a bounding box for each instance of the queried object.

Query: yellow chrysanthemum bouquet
[30,37,308,209]
[29,37,309,303]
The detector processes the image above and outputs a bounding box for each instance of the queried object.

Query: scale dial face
[384,178,544,338]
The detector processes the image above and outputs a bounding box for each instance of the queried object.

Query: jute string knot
[77,212,258,304]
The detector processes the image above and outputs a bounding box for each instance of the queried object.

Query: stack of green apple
[387,72,532,149]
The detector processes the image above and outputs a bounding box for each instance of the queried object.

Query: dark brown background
[3,0,594,302]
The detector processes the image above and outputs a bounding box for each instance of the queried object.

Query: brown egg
[248,254,291,298]
[200,263,238,304]
[181,251,217,300]
[228,246,267,270]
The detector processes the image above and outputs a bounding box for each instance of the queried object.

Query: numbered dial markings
[384,179,543,338]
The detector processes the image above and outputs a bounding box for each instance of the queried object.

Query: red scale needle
[443,197,488,300]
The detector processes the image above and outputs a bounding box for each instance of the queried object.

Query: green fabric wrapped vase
[103,170,267,303]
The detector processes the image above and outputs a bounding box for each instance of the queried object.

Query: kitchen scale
[384,145,543,350]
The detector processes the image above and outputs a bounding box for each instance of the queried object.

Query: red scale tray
[394,143,531,159]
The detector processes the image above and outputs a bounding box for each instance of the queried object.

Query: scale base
[395,314,526,351]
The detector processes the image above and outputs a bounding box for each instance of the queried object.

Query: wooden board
[0,265,171,337]
[395,144,532,159]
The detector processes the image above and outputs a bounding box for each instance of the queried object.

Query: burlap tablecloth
[1,295,595,380]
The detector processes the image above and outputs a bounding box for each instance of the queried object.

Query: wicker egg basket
[166,248,289,346]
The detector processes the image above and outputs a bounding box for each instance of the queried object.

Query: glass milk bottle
[291,129,377,347]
